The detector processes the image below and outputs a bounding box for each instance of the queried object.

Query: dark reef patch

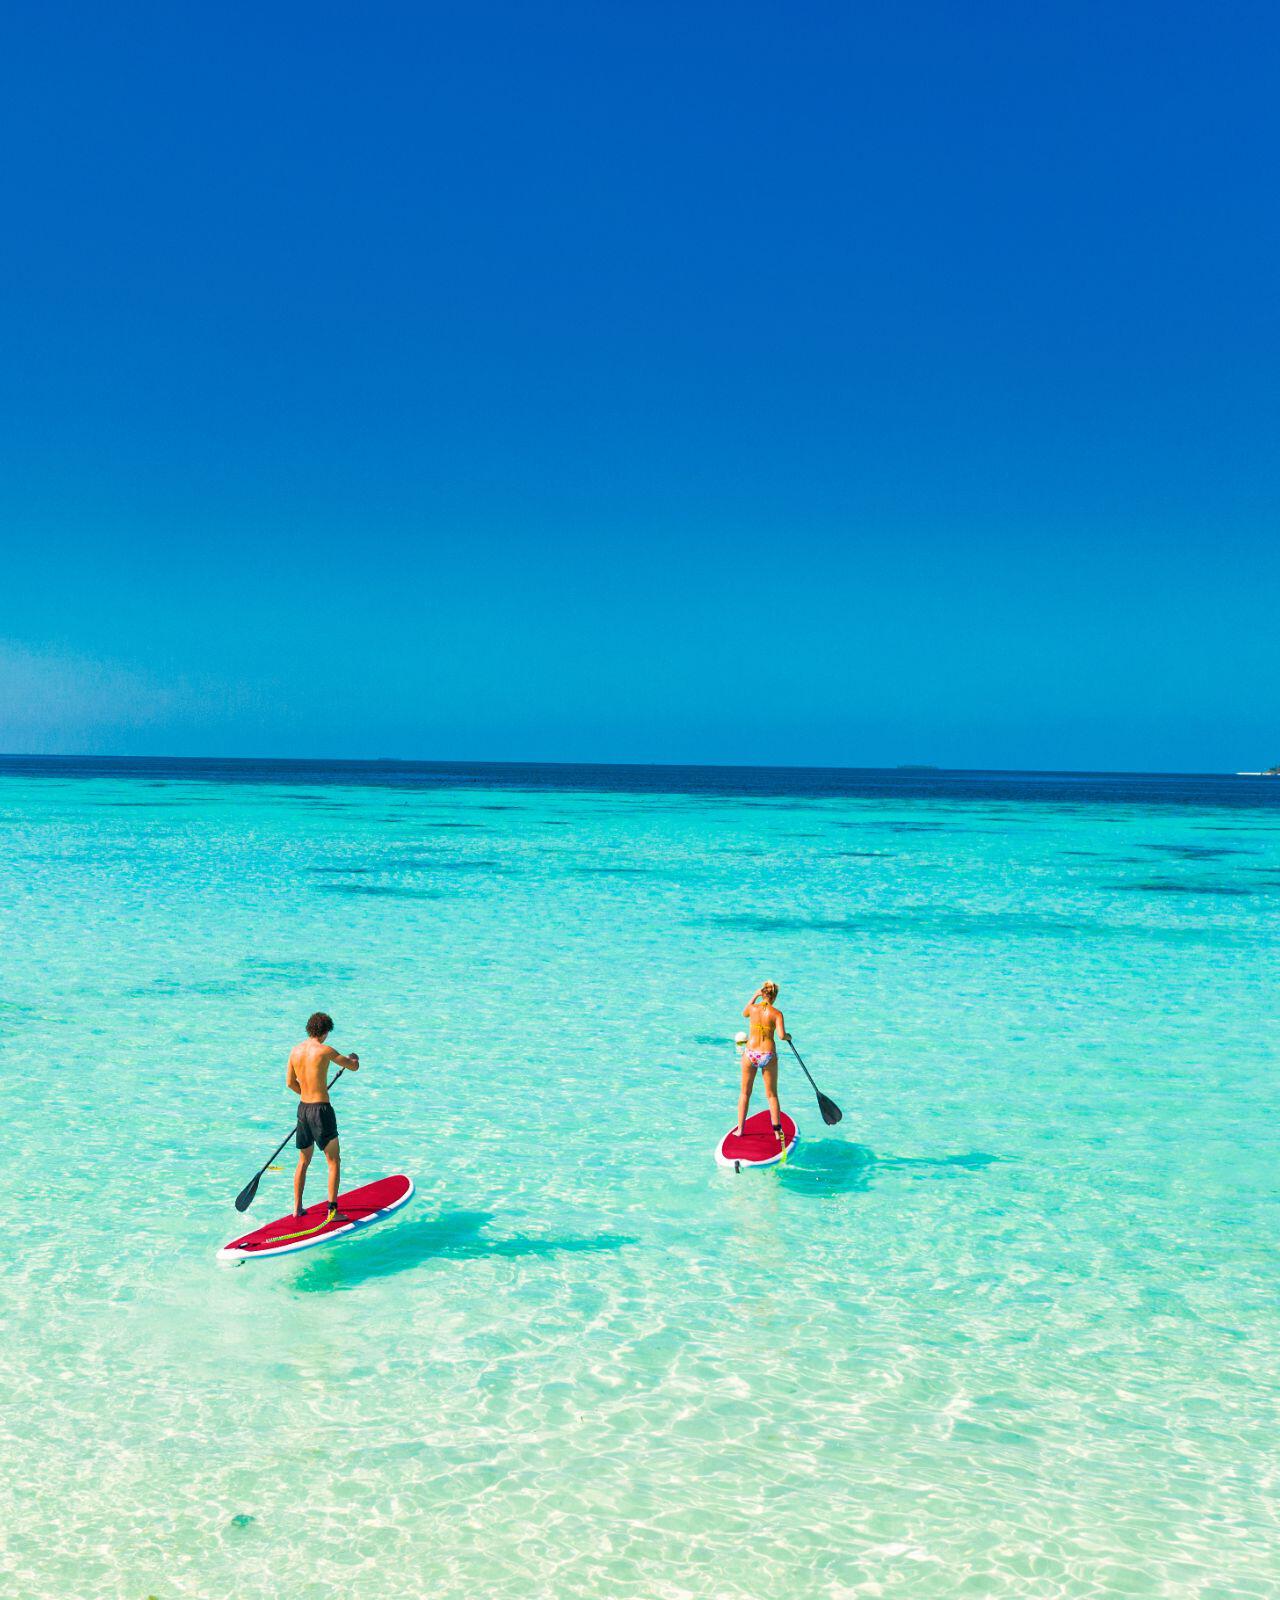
[1192,823,1280,834]
[241,958,357,982]
[1118,879,1254,897]
[569,864,651,875]
[701,909,1085,937]
[388,856,502,872]
[312,856,502,875]
[318,883,450,900]
[1145,843,1259,860]
[702,913,862,934]
[126,975,240,997]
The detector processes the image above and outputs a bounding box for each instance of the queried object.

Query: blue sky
[2,2,1277,769]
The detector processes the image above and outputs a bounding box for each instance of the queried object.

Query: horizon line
[0,751,1264,780]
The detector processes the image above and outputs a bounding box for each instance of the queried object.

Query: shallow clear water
[3,761,1278,1599]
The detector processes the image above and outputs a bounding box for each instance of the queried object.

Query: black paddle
[785,1036,842,1125]
[234,1067,346,1213]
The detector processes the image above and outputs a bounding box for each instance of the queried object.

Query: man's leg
[293,1145,313,1215]
[323,1138,341,1211]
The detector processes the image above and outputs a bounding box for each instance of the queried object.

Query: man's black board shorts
[296,1101,339,1151]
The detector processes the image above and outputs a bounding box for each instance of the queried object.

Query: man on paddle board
[287,1012,360,1220]
[737,982,788,1152]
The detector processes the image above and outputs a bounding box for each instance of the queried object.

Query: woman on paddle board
[737,982,787,1151]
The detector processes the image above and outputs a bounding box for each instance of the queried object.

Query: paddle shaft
[784,1036,820,1091]
[785,1035,843,1123]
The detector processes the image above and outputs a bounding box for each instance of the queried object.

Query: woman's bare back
[745,1001,783,1051]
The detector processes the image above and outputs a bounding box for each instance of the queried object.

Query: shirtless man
[737,981,787,1150]
[287,1012,360,1219]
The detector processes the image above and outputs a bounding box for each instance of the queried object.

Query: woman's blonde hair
[760,980,779,1001]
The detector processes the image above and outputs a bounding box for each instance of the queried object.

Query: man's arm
[325,1045,361,1072]
[286,1053,301,1095]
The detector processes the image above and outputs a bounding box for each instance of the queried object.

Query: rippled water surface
[3,760,1278,1598]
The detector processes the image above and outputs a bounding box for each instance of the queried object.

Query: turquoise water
[3,762,1278,1599]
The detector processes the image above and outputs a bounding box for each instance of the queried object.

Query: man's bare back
[287,1036,358,1102]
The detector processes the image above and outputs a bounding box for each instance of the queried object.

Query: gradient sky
[2,2,1277,769]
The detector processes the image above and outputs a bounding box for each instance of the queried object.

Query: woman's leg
[762,1060,783,1146]
[736,1054,757,1136]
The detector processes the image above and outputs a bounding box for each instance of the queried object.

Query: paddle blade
[817,1091,843,1126]
[235,1172,261,1213]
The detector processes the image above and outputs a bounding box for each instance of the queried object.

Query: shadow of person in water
[778,1142,1003,1198]
[290,1210,636,1293]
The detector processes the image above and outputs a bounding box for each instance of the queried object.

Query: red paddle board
[217,1173,414,1264]
[715,1110,798,1170]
